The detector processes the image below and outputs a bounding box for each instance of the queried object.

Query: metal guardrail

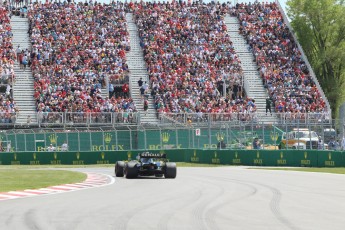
[160,112,332,126]
[37,112,140,127]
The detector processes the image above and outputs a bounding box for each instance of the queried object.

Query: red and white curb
[0,172,114,201]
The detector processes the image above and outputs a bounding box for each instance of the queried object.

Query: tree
[287,0,345,118]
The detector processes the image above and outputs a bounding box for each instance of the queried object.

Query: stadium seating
[132,1,257,121]
[0,6,17,123]
[28,2,136,117]
[234,2,327,117]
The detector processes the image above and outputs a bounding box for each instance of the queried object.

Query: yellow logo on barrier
[30,153,40,165]
[233,151,241,164]
[11,153,20,165]
[49,134,58,145]
[212,151,220,164]
[301,152,310,166]
[161,132,170,143]
[325,152,335,167]
[277,152,286,165]
[191,150,199,162]
[216,132,225,142]
[254,151,263,165]
[104,133,112,144]
[127,152,132,160]
[73,152,84,165]
[97,152,109,164]
[51,152,61,165]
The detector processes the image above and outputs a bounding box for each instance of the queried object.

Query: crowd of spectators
[234,2,327,116]
[2,0,330,126]
[132,1,256,121]
[0,5,17,123]
[28,1,136,119]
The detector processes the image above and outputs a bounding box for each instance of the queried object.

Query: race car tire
[164,162,177,179]
[124,162,138,179]
[115,161,125,177]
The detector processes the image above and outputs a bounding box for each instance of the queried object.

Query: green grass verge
[255,167,345,175]
[176,162,225,167]
[0,169,87,192]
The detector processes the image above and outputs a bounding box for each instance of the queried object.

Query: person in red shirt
[122,83,129,98]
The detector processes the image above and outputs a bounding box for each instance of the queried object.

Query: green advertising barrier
[317,151,343,167]
[0,150,344,166]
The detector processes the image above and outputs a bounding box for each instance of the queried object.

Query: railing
[37,112,140,127]
[160,112,331,126]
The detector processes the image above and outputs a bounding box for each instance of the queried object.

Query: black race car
[115,152,177,179]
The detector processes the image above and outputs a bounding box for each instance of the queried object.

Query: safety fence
[0,121,344,152]
[0,149,344,167]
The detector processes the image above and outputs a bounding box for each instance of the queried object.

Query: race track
[0,167,345,230]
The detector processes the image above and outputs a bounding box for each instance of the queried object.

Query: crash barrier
[0,149,344,167]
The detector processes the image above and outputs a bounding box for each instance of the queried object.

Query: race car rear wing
[139,152,167,158]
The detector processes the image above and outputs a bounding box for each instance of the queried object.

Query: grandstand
[2,0,331,129]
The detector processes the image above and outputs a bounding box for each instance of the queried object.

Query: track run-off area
[0,167,344,230]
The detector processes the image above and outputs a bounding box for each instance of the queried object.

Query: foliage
[287,0,345,118]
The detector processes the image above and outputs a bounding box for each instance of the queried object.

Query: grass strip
[0,169,87,192]
[254,167,345,175]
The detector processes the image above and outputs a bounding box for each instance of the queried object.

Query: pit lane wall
[0,150,344,167]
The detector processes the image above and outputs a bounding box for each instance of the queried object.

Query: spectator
[341,136,345,151]
[122,83,129,98]
[235,2,327,120]
[132,1,251,121]
[266,97,272,116]
[138,77,143,87]
[47,144,56,152]
[328,137,338,151]
[109,83,114,98]
[253,137,261,149]
[143,99,148,115]
[28,1,135,118]
[317,136,324,150]
[61,141,68,151]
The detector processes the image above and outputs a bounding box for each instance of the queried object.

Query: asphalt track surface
[0,167,345,230]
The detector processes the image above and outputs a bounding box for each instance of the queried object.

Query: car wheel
[124,162,138,179]
[115,161,125,177]
[164,162,177,179]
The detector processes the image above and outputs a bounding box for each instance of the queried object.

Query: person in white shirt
[61,142,68,151]
[341,137,345,151]
[47,144,56,152]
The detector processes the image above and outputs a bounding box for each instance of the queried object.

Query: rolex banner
[0,150,344,166]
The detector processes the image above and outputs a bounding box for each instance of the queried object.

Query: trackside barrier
[0,150,344,167]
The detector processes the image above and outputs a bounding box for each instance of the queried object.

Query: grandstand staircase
[126,13,160,124]
[10,16,37,125]
[225,15,278,123]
